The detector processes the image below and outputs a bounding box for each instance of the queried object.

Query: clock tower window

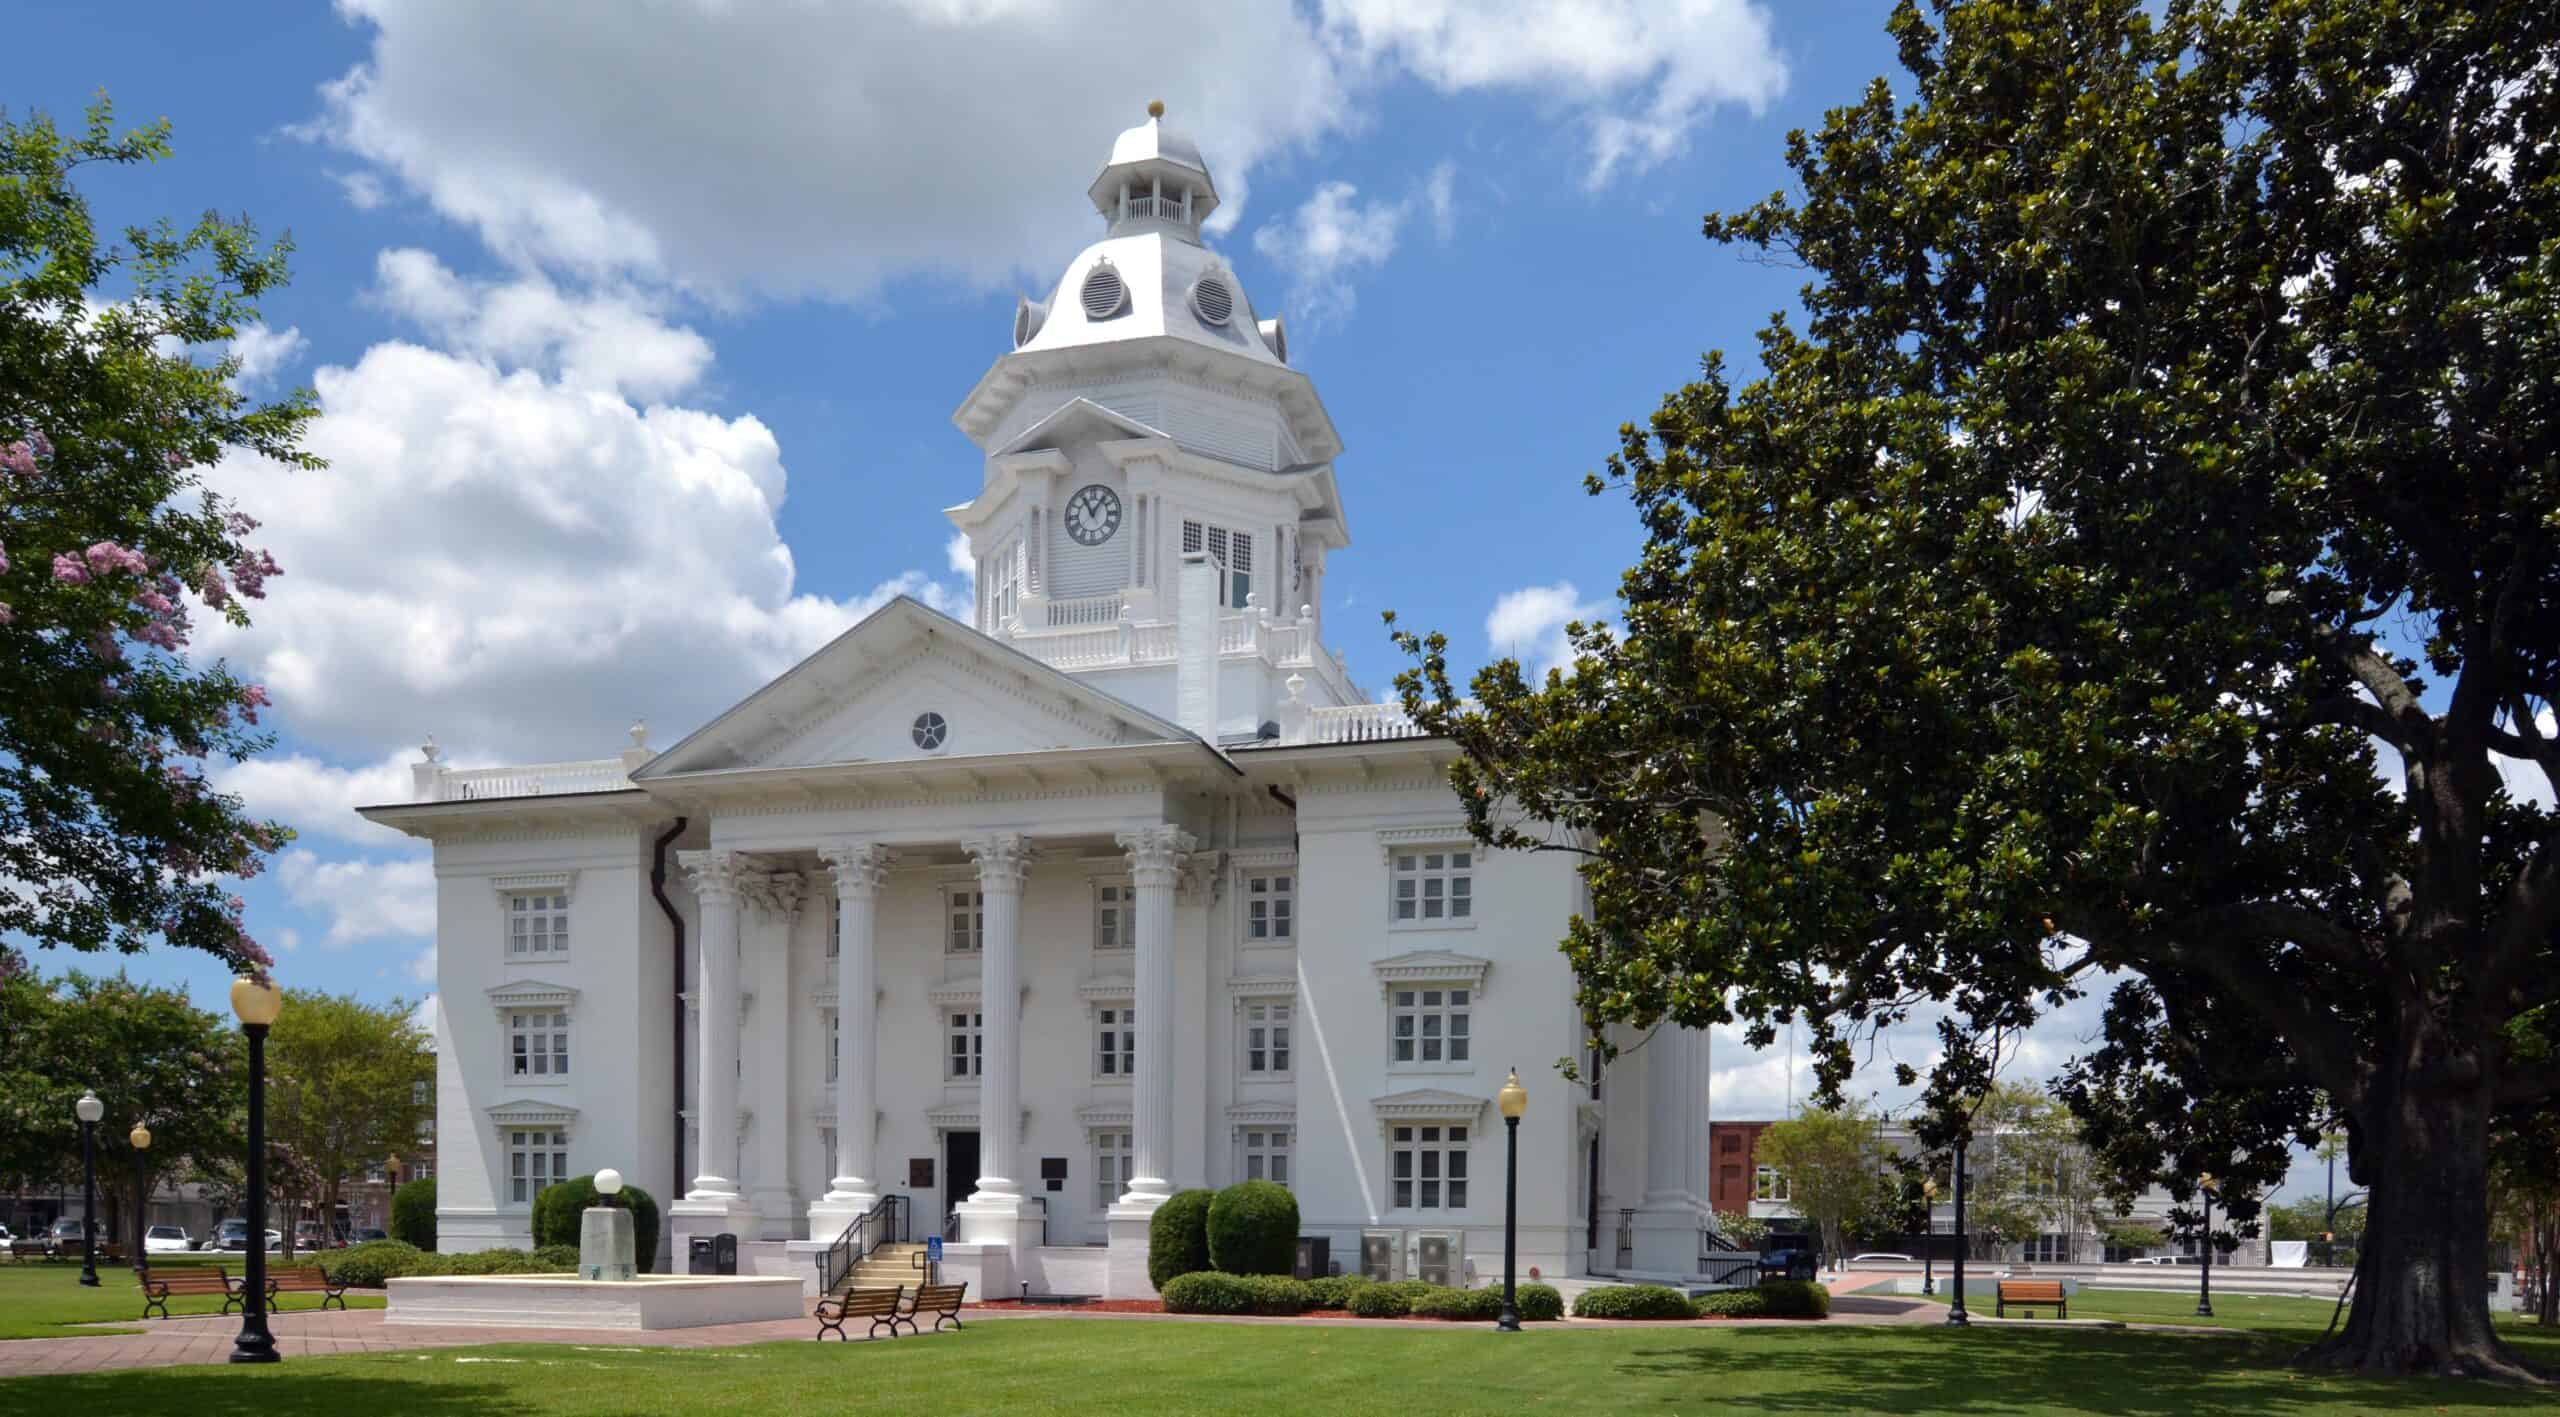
[1181,520,1254,609]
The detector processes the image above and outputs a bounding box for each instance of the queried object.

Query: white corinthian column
[669,848,761,1248]
[954,833,1040,1273]
[1114,824,1193,1205]
[810,841,891,1237]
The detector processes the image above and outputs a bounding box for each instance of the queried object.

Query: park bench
[270,1265,350,1310]
[140,1267,251,1319]
[1994,1279,2068,1320]
[897,1281,969,1335]
[8,1239,51,1263]
[814,1282,906,1341]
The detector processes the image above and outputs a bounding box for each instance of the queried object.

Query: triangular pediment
[635,598,1192,778]
[996,397,1171,458]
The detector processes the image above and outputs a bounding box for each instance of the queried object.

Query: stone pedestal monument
[581,1167,637,1282]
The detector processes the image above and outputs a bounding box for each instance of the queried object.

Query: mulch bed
[967,1298,1166,1314]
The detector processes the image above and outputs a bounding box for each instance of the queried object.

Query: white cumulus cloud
[227,321,309,390]
[274,849,436,949]
[1486,580,1609,680]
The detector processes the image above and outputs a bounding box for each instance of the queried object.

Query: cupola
[1087,100,1218,237]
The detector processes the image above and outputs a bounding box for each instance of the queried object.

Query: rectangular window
[1754,1165,1790,1203]
[2025,1233,2071,1264]
[947,1010,983,1079]
[1390,851,1473,923]
[824,1009,839,1085]
[507,1128,568,1205]
[1390,1124,1468,1209]
[507,1009,570,1078]
[1181,519,1254,608]
[1095,1129,1132,1209]
[1245,874,1294,941]
[1242,1128,1293,1188]
[1243,1001,1292,1075]
[947,889,983,954]
[1094,883,1129,950]
[1389,988,1470,1065]
[506,893,570,956]
[1095,1006,1135,1078]
[827,893,840,958]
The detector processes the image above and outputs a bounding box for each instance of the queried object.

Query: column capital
[677,848,747,903]
[818,841,896,898]
[963,833,1036,891]
[736,867,806,921]
[1115,825,1197,885]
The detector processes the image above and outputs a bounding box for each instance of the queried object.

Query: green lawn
[0,1261,383,1340]
[2,1316,2556,1415]
[1907,1282,2365,1337]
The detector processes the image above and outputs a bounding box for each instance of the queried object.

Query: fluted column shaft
[1116,825,1194,1202]
[679,850,744,1198]
[964,834,1032,1200]
[1645,1023,1704,1207]
[820,843,892,1205]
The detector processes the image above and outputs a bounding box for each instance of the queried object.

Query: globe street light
[75,1091,103,1287]
[229,976,284,1365]
[129,1123,153,1274]
[1495,1069,1528,1333]
[2195,1173,2219,1320]
[1921,1176,1939,1297]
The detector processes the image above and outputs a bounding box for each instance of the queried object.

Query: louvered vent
[1191,275,1234,327]
[1080,263,1128,320]
[1013,296,1048,348]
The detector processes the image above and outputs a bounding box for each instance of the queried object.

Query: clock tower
[946,103,1361,741]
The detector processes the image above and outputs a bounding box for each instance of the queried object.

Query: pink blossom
[223,510,260,536]
[230,549,280,598]
[0,541,8,574]
[0,604,13,626]
[0,442,33,477]
[198,569,232,609]
[239,683,272,724]
[29,432,50,458]
[88,631,125,665]
[84,541,150,577]
[52,553,92,585]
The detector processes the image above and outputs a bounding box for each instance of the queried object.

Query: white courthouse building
[363,108,1717,1298]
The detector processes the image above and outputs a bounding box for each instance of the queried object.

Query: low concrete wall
[385,1274,807,1331]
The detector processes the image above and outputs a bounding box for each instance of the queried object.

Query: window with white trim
[1094,1129,1132,1209]
[1242,1127,1293,1187]
[946,888,983,954]
[1243,1001,1292,1076]
[1093,883,1129,950]
[947,1010,983,1079]
[1245,873,1294,941]
[988,538,1022,627]
[2024,1232,2071,1264]
[507,1128,568,1205]
[1390,850,1472,924]
[1390,1124,1468,1209]
[1389,988,1470,1065]
[823,1008,840,1084]
[1180,519,1254,607]
[507,1009,570,1079]
[1755,1164,1790,1202]
[506,893,569,957]
[1095,1005,1135,1079]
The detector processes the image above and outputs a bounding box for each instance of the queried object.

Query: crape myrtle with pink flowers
[0,98,315,980]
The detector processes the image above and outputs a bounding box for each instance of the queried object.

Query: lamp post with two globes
[75,1091,103,1287]
[230,976,284,1366]
[1495,1069,1527,1333]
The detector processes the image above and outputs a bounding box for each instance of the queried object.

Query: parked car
[352,1227,388,1243]
[47,1218,97,1253]
[0,1222,12,1241]
[2126,1255,2176,1266]
[143,1225,194,1254]
[1847,1252,1913,1264]
[210,1219,282,1252]
[293,1221,338,1250]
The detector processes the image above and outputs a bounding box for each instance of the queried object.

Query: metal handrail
[814,1193,908,1293]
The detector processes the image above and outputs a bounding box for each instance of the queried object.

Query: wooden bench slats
[900,1282,969,1335]
[1994,1279,2068,1319]
[815,1283,907,1341]
[139,1264,347,1319]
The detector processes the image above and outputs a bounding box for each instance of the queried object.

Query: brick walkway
[0,1280,1941,1378]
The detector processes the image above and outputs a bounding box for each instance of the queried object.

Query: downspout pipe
[650,816,689,1246]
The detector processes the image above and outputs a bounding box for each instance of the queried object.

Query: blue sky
[17,2,2462,1204]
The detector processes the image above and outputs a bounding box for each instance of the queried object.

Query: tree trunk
[2300,1036,2540,1381]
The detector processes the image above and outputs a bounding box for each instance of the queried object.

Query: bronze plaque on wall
[908,1157,935,1188]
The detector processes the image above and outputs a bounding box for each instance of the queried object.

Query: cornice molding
[490,871,576,899]
[1371,949,1492,993]
[487,1099,582,1128]
[1369,1088,1488,1123]
[1226,974,1297,1002]
[1225,1102,1297,1126]
[486,979,579,1012]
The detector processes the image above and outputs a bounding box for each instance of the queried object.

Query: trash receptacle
[712,1232,738,1276]
[688,1236,715,1275]
[1294,1236,1331,1281]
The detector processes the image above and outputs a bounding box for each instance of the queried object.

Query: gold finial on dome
[1147,99,1165,119]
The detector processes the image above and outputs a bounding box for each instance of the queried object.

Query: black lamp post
[75,1091,103,1287]
[1921,1176,1939,1296]
[2195,1173,2218,1319]
[230,976,284,1365]
[1495,1068,1527,1332]
[129,1123,152,1274]
[1946,1136,1970,1325]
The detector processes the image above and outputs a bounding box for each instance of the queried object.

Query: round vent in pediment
[1080,263,1129,321]
[1190,274,1234,327]
[911,712,949,752]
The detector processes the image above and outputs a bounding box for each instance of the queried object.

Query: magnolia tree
[1395,0,2558,1381]
[0,100,310,978]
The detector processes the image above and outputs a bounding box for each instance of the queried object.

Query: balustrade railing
[1303,702,1428,744]
[815,1193,909,1293]
[1045,593,1123,628]
[437,758,633,801]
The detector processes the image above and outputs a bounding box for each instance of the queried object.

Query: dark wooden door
[944,1130,981,1221]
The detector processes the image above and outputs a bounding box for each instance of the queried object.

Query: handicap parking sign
[927,1235,943,1263]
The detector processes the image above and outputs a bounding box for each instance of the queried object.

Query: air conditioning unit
[1360,1229,1402,1281]
[1414,1231,1464,1288]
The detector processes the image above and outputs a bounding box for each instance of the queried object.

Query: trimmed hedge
[1160,1272,1313,1315]
[389,1177,436,1249]
[1409,1285,1504,1321]
[1204,1179,1298,1276]
[1516,1283,1565,1322]
[1572,1284,1699,1320]
[1693,1280,1830,1320]
[1148,1189,1216,1289]
[530,1174,661,1275]
[1301,1274,1372,1310]
[321,1241,576,1287]
[1345,1282,1418,1318]
[532,1244,581,1269]
[323,1239,422,1288]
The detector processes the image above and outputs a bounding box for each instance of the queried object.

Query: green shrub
[1205,1179,1298,1276]
[1159,1271,1259,1315]
[1516,1283,1565,1322]
[1691,1287,1766,1317]
[1344,1283,1416,1318]
[1301,1274,1373,1310]
[1147,1188,1216,1289]
[322,1239,421,1288]
[530,1175,662,1274]
[1409,1285,1504,1321]
[1571,1284,1699,1320]
[389,1177,436,1249]
[532,1244,582,1269]
[1689,1279,1829,1319]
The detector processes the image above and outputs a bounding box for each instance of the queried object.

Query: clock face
[1064,483,1122,546]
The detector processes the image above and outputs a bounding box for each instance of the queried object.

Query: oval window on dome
[1190,275,1234,328]
[1080,264,1128,321]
